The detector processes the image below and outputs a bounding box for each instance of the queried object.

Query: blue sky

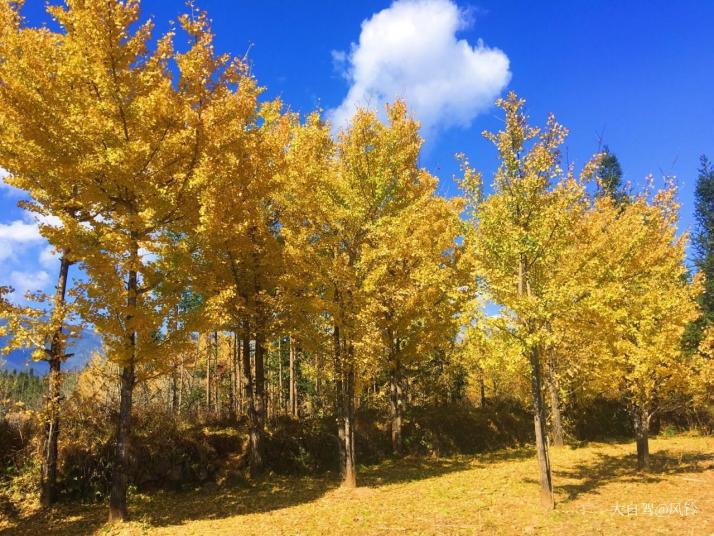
[2,0,713,369]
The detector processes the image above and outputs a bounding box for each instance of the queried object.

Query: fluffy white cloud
[9,269,50,299]
[39,245,59,269]
[0,189,65,301]
[0,219,44,262]
[0,219,42,242]
[34,212,63,229]
[329,0,511,134]
[0,168,23,197]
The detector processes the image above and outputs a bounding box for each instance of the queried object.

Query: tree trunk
[109,250,138,522]
[228,334,236,422]
[235,331,242,416]
[40,254,71,508]
[388,348,403,456]
[171,364,179,417]
[255,329,266,429]
[109,362,135,522]
[289,335,298,418]
[634,406,650,469]
[178,355,184,419]
[519,256,553,508]
[546,355,564,447]
[205,333,211,418]
[342,353,357,488]
[242,336,263,476]
[277,335,280,415]
[333,325,346,478]
[529,346,554,508]
[214,331,220,420]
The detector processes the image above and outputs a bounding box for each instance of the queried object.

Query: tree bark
[178,354,184,419]
[171,364,179,417]
[634,405,650,469]
[40,254,71,508]
[277,335,280,415]
[214,331,220,419]
[546,355,564,447]
[228,333,236,422]
[289,335,298,418]
[235,331,242,416]
[242,336,263,476]
[388,347,403,456]
[109,247,138,523]
[205,332,212,418]
[519,256,553,509]
[529,347,554,508]
[342,351,357,488]
[255,329,266,429]
[333,325,346,478]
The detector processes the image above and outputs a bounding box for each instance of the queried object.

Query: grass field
[3,434,713,535]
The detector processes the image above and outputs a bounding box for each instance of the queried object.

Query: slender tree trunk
[241,336,262,476]
[171,365,179,417]
[388,346,403,456]
[169,306,180,418]
[235,331,242,416]
[255,329,266,430]
[519,257,553,509]
[277,335,286,415]
[529,346,554,508]
[109,246,138,522]
[342,346,357,488]
[178,355,184,419]
[228,334,235,422]
[289,335,298,418]
[40,254,71,508]
[334,325,346,478]
[214,331,220,420]
[205,333,212,418]
[479,376,486,407]
[634,405,650,469]
[546,355,564,447]
[314,352,321,418]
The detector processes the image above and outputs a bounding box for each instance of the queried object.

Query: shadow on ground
[555,447,714,502]
[2,455,475,535]
[6,443,712,534]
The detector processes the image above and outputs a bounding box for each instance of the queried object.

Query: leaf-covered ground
[3,434,713,535]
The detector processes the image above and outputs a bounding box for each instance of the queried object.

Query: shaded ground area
[2,435,712,535]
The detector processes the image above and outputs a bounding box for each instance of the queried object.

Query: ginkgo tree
[283,101,457,486]
[0,0,235,520]
[461,92,596,507]
[569,184,699,468]
[193,79,290,476]
[361,188,463,454]
[333,102,463,486]
[0,249,83,507]
[0,0,91,506]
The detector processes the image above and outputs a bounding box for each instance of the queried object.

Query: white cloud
[0,168,24,197]
[39,245,59,269]
[9,269,50,299]
[329,0,511,134]
[0,219,44,262]
[0,199,65,302]
[34,213,63,228]
[0,219,42,242]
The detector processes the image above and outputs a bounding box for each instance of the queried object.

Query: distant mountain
[1,328,102,374]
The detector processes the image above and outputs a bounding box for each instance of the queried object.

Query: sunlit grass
[3,434,713,535]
